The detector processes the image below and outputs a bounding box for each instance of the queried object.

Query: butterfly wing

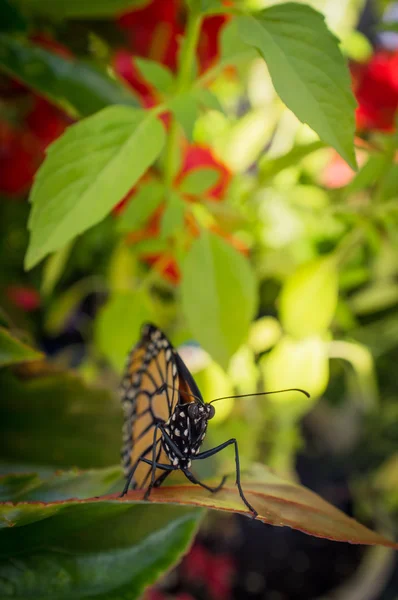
[120,323,179,489]
[174,350,204,405]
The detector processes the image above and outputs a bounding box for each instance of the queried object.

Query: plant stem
[333,226,364,267]
[163,118,179,191]
[163,9,203,191]
[176,11,203,92]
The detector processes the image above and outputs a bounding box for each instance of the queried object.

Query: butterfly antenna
[209,388,310,404]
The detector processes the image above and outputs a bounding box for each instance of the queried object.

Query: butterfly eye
[207,404,215,420]
[187,403,200,419]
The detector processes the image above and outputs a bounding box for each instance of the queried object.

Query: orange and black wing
[120,323,179,489]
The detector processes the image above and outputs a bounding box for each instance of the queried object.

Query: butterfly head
[187,401,215,423]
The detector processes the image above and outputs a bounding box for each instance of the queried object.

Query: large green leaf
[13,0,148,18]
[0,470,201,599]
[181,231,257,368]
[0,34,139,117]
[1,466,396,547]
[0,326,42,367]
[237,3,357,168]
[0,366,122,468]
[25,107,166,270]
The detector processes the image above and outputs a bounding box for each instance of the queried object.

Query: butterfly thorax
[162,402,214,469]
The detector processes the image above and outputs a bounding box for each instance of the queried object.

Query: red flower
[114,0,229,103]
[142,253,181,284]
[117,0,182,71]
[6,285,41,311]
[25,97,70,151]
[352,50,398,132]
[0,97,71,197]
[0,121,39,196]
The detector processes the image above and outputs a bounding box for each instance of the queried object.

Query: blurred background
[1,0,398,598]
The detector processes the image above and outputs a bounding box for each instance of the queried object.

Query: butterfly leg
[183,469,227,494]
[120,457,174,497]
[120,457,142,497]
[193,438,258,519]
[145,423,164,500]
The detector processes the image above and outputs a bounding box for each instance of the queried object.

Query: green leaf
[237,4,357,168]
[160,192,185,239]
[350,282,398,315]
[0,366,122,468]
[13,0,147,18]
[179,167,220,195]
[117,180,164,234]
[344,153,386,196]
[169,92,200,141]
[0,326,43,367]
[279,257,338,338]
[135,57,175,94]
[0,34,139,117]
[260,335,329,416]
[25,107,166,270]
[181,231,257,368]
[220,19,256,61]
[185,0,225,14]
[195,88,224,114]
[0,0,26,32]
[95,289,154,372]
[0,472,201,599]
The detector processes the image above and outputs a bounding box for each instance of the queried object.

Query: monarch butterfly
[120,323,309,518]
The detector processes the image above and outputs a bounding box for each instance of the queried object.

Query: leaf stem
[163,9,203,191]
[333,226,364,267]
[372,133,397,204]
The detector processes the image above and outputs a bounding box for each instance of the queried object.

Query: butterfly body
[162,402,214,469]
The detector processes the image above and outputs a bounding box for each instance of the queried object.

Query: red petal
[25,97,70,150]
[6,285,41,311]
[0,121,40,196]
[352,50,398,132]
[141,253,180,284]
